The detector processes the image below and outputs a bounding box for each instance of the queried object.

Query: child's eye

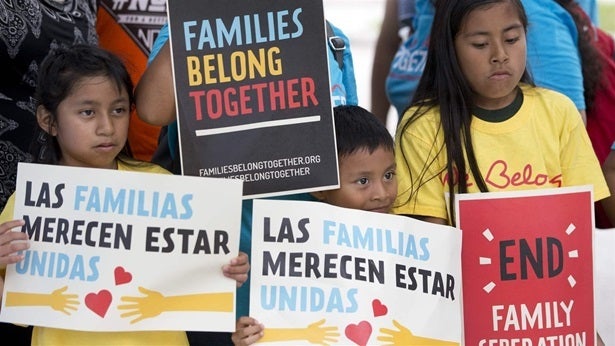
[472,42,488,49]
[112,107,128,116]
[384,170,396,181]
[505,36,520,44]
[356,177,369,185]
[80,109,94,117]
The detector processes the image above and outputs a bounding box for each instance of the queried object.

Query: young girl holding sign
[393,0,609,224]
[392,1,608,344]
[0,44,249,345]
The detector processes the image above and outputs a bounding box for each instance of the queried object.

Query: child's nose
[491,43,509,64]
[372,181,391,200]
[96,114,114,135]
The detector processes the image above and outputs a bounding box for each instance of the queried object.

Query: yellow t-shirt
[393,85,610,222]
[0,158,189,346]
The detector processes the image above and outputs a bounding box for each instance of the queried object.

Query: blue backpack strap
[326,20,345,70]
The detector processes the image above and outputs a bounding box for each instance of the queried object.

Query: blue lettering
[254,14,267,43]
[56,253,70,277]
[260,285,276,310]
[46,252,56,277]
[104,187,125,214]
[183,20,197,51]
[160,193,178,218]
[353,225,373,251]
[243,15,253,44]
[198,20,215,49]
[267,12,275,40]
[217,17,241,47]
[279,285,296,311]
[180,194,193,219]
[86,187,101,212]
[14,250,100,282]
[259,285,358,313]
[309,286,324,311]
[74,185,88,210]
[291,8,303,38]
[137,190,148,216]
[319,221,431,260]
[127,189,135,214]
[337,223,352,247]
[69,254,85,280]
[322,220,335,244]
[346,288,358,312]
[276,10,289,40]
[87,256,100,281]
[151,191,159,217]
[419,237,430,260]
[325,287,343,312]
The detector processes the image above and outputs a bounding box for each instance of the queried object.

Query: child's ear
[36,106,57,136]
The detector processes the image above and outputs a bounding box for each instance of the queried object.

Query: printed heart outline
[114,266,132,285]
[372,298,388,317]
[345,320,372,346]
[85,289,112,318]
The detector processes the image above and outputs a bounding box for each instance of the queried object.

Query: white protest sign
[0,162,242,332]
[250,199,462,345]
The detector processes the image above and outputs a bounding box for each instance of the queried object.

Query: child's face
[316,147,397,213]
[49,76,130,169]
[454,1,526,109]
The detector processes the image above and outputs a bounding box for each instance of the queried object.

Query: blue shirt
[385,0,434,119]
[577,0,598,24]
[521,0,585,110]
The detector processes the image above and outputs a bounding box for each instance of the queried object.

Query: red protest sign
[456,187,595,346]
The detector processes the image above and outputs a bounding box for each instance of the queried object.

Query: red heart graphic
[85,290,112,318]
[372,299,388,317]
[114,266,132,285]
[345,321,372,346]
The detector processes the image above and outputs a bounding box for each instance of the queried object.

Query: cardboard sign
[250,199,462,345]
[167,0,338,198]
[456,186,595,346]
[0,163,242,332]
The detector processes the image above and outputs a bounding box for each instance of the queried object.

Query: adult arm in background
[522,0,587,124]
[370,0,401,124]
[600,149,615,227]
[134,40,176,126]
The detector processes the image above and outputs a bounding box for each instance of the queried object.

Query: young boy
[231,105,397,345]
[311,105,398,213]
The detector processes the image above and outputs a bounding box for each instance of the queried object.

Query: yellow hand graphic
[48,286,80,314]
[119,286,234,324]
[377,320,459,346]
[5,286,80,315]
[305,319,340,345]
[260,319,339,345]
[118,287,166,324]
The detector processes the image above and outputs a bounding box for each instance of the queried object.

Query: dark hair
[31,44,134,163]
[398,0,532,225]
[554,0,603,112]
[333,105,394,158]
